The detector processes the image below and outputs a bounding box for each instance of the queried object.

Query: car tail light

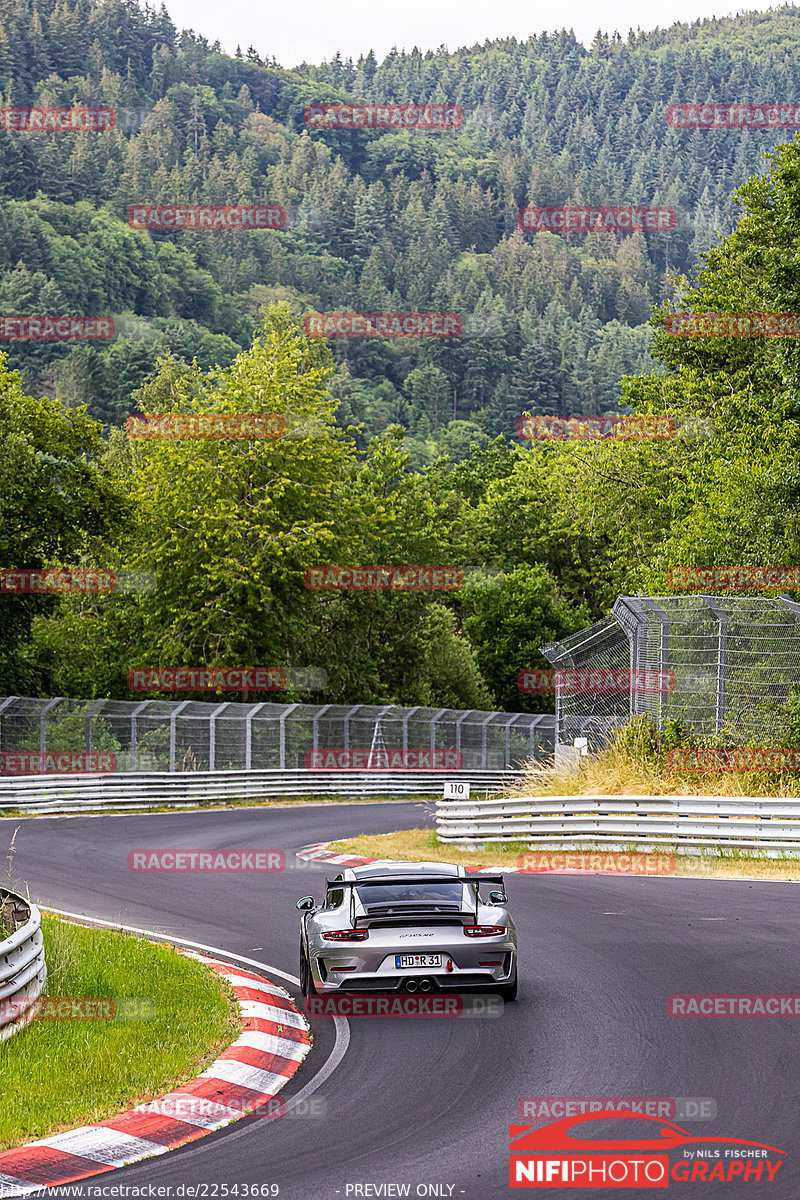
[321,929,369,941]
[463,925,505,937]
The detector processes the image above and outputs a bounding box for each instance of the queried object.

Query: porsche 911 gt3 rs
[296,861,518,1000]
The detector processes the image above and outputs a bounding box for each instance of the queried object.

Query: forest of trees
[3,1,800,711]
[2,1,800,453]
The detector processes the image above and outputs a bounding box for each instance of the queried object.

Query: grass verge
[0,916,240,1151]
[327,827,800,882]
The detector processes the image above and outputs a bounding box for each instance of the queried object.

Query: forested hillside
[3,1,800,452]
[3,2,800,711]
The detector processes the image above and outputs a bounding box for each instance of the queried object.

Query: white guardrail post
[0,888,47,1042]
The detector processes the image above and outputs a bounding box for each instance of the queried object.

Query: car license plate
[395,953,442,968]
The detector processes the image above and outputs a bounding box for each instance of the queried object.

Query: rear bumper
[310,950,516,992]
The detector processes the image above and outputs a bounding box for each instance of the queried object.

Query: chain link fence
[541,594,800,749]
[0,696,554,774]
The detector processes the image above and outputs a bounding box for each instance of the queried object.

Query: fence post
[343,704,359,753]
[504,713,524,768]
[0,695,18,757]
[279,703,299,769]
[245,703,268,770]
[312,704,332,762]
[430,708,447,756]
[455,710,469,764]
[39,698,63,773]
[480,712,494,769]
[169,700,191,772]
[130,700,151,771]
[209,701,229,771]
[402,706,419,756]
[527,713,547,760]
[639,598,671,727]
[84,699,106,759]
[701,595,727,733]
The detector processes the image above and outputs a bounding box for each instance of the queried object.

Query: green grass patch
[0,916,240,1151]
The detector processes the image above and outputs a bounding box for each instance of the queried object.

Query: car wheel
[300,943,316,996]
[496,969,518,1001]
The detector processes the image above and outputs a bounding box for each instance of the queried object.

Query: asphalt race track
[2,802,799,1199]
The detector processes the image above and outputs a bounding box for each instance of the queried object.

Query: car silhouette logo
[510,1111,785,1155]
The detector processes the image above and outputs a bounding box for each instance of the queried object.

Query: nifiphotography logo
[509,1112,785,1188]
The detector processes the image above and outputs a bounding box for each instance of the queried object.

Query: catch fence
[0,696,554,774]
[540,594,800,750]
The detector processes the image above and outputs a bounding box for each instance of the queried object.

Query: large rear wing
[325,874,506,888]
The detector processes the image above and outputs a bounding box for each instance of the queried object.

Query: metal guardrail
[0,770,521,815]
[0,888,46,1042]
[436,795,800,853]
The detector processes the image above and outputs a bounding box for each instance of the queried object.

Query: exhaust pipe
[405,979,419,993]
[419,978,433,993]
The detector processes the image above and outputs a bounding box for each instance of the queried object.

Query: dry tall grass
[509,717,800,798]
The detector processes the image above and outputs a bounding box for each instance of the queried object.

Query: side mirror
[488,890,507,905]
[296,897,316,911]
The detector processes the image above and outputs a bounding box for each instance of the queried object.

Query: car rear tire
[496,969,518,1001]
[300,943,317,996]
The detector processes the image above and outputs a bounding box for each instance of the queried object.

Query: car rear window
[356,882,465,909]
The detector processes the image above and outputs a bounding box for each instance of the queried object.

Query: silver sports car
[296,861,517,1000]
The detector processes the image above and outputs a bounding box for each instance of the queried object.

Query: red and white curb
[296,842,675,876]
[0,953,310,1196]
[297,842,523,874]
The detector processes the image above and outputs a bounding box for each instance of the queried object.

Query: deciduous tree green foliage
[0,356,127,691]
[532,138,800,598]
[26,309,510,705]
